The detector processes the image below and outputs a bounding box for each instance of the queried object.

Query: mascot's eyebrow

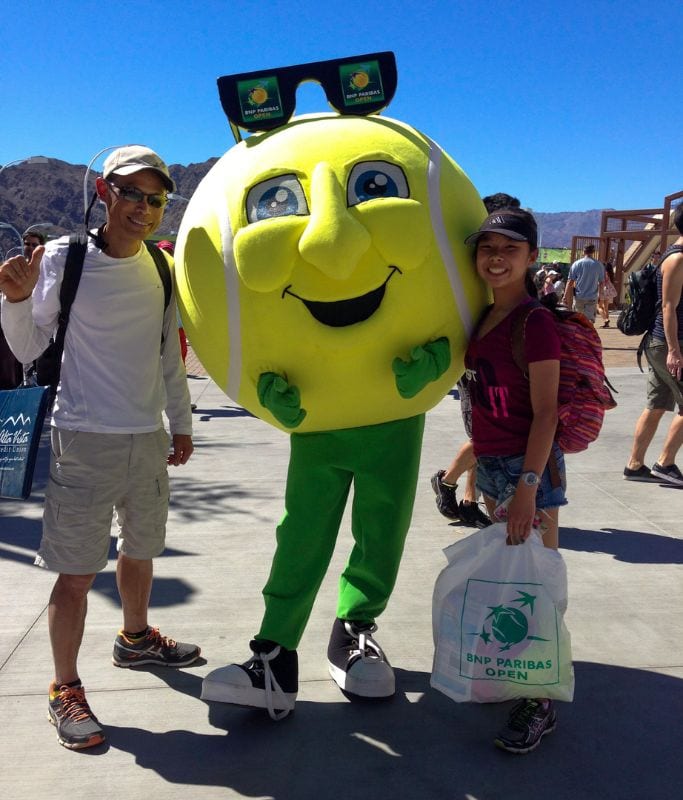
[245,166,308,187]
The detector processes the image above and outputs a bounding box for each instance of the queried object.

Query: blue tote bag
[0,386,50,499]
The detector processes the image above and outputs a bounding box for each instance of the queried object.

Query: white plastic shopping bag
[431,523,574,703]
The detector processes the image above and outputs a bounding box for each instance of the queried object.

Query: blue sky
[1,0,678,212]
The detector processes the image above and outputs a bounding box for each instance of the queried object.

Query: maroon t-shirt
[465,300,561,457]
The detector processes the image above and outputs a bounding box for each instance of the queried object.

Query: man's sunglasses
[106,181,168,209]
[217,51,397,141]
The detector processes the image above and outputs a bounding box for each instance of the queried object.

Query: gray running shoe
[495,698,556,754]
[48,683,105,750]
[113,627,200,668]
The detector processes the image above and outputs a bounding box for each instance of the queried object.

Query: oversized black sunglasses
[217,51,397,141]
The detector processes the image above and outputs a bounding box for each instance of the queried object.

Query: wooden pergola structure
[570,189,682,302]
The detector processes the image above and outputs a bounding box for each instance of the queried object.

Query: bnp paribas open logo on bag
[461,579,561,686]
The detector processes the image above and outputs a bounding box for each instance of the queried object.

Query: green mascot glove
[258,372,307,428]
[392,337,451,399]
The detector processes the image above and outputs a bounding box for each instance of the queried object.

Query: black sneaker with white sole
[327,618,395,697]
[651,462,683,487]
[201,639,298,720]
[623,465,659,482]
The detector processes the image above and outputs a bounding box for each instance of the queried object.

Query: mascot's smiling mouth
[283,267,400,328]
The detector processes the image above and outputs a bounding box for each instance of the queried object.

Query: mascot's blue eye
[246,174,309,222]
[347,161,409,206]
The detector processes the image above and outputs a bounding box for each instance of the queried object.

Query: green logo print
[339,60,385,107]
[476,591,549,652]
[237,77,284,123]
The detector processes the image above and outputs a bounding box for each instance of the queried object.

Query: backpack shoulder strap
[58,234,87,323]
[658,245,683,268]
[49,234,87,389]
[510,300,544,376]
[145,242,172,312]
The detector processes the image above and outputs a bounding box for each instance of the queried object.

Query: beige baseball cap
[102,145,175,192]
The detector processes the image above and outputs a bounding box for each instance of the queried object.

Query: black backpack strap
[636,333,649,373]
[49,234,87,389]
[659,244,683,267]
[145,242,172,312]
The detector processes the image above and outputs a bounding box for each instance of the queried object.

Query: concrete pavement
[1,334,682,799]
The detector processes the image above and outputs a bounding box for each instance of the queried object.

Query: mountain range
[0,157,603,251]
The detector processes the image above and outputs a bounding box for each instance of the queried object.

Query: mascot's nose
[298,162,371,279]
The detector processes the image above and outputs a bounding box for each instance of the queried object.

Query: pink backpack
[511,302,617,454]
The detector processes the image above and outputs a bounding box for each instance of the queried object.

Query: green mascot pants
[257,414,425,650]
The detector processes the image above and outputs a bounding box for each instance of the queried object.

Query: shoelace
[56,686,93,722]
[508,700,543,731]
[249,647,292,722]
[145,627,177,650]
[346,622,386,663]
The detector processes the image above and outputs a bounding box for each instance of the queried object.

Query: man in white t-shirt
[0,146,199,750]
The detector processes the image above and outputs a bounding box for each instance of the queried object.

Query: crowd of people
[1,146,682,758]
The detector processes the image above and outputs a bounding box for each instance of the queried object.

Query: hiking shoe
[431,470,460,520]
[48,682,105,750]
[327,618,395,698]
[201,640,298,721]
[623,465,659,482]
[112,627,200,668]
[457,500,492,528]
[651,462,683,487]
[494,699,557,754]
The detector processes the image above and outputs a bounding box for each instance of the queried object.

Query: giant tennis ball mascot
[175,54,487,719]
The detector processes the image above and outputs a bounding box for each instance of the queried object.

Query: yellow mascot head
[175,55,487,433]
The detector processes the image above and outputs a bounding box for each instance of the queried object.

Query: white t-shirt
[1,236,192,435]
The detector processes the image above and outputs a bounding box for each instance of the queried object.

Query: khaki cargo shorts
[36,428,170,575]
[574,297,598,323]
[645,337,683,413]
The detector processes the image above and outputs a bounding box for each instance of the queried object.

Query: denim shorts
[476,444,568,510]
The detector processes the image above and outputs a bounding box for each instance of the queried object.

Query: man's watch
[520,471,540,486]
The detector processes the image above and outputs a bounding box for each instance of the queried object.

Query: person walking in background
[543,268,564,299]
[624,205,683,485]
[0,145,199,750]
[564,244,605,322]
[598,261,617,327]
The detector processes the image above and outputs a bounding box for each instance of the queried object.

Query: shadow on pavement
[561,527,683,564]
[195,406,255,422]
[104,663,681,800]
